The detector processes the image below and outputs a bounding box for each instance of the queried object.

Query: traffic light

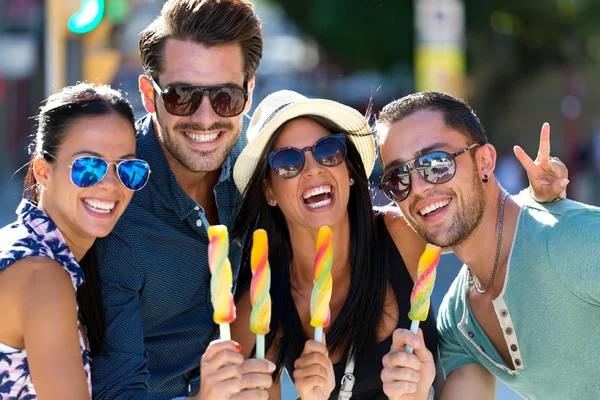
[68,0,105,34]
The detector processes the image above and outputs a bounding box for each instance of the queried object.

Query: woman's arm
[19,257,90,399]
[232,289,282,400]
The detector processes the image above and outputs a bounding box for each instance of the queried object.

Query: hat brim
[234,99,375,195]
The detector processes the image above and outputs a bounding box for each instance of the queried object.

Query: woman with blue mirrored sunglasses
[42,152,151,191]
[0,83,139,398]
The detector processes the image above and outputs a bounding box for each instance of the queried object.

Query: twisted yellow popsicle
[408,244,441,321]
[208,226,236,334]
[250,229,271,336]
[310,226,333,335]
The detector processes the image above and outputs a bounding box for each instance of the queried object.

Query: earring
[349,178,354,184]
[482,174,489,183]
[268,199,275,206]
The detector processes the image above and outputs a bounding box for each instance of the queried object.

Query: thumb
[550,178,569,199]
[412,329,434,364]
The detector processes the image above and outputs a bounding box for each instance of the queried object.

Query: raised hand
[381,328,435,400]
[513,123,569,202]
[195,340,274,400]
[293,339,335,400]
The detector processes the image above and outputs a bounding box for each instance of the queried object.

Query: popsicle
[406,243,441,353]
[250,229,271,359]
[208,225,236,340]
[310,226,333,343]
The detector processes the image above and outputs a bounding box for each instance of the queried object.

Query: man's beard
[410,171,487,248]
[155,115,239,173]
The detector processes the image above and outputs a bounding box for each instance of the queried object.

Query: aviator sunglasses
[151,77,248,118]
[43,152,151,191]
[268,134,348,179]
[379,143,479,202]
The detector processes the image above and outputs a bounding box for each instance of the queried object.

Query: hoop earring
[482,174,489,183]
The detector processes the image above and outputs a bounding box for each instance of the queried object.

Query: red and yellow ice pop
[250,229,271,359]
[208,225,236,340]
[406,243,441,353]
[310,226,333,343]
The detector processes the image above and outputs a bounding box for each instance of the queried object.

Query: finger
[548,178,569,199]
[412,329,434,364]
[208,364,242,382]
[381,365,420,384]
[239,372,273,390]
[390,328,421,352]
[213,377,242,397]
[383,350,422,371]
[383,380,418,397]
[513,145,535,172]
[301,340,328,357]
[294,352,331,371]
[240,359,276,375]
[230,390,269,400]
[537,123,551,162]
[550,157,569,179]
[293,364,329,380]
[295,375,328,389]
[203,349,244,372]
[202,340,242,362]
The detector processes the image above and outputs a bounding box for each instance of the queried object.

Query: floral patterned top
[0,200,91,399]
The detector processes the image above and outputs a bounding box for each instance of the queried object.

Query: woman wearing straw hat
[229,90,565,400]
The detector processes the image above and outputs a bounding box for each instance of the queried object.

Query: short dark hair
[378,92,488,145]
[140,0,263,81]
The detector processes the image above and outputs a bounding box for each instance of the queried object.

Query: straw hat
[233,90,375,195]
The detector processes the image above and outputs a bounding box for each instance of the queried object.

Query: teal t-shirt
[438,198,600,399]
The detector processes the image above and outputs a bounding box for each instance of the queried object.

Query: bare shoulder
[379,206,427,280]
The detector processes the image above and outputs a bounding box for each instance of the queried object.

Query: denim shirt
[91,115,247,400]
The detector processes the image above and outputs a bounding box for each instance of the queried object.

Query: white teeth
[83,199,115,214]
[419,199,451,216]
[306,197,333,209]
[185,131,220,143]
[302,185,332,199]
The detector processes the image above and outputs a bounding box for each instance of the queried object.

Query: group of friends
[1,0,598,399]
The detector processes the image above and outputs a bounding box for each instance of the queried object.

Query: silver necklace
[469,192,509,294]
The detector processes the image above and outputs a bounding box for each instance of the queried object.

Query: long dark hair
[22,82,135,357]
[232,115,390,379]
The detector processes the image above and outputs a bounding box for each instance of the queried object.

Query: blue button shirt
[92,115,247,400]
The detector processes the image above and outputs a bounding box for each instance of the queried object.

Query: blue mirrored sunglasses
[43,152,151,191]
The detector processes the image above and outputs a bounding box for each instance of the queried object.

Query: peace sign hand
[513,123,569,202]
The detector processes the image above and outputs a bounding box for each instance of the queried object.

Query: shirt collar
[16,199,84,286]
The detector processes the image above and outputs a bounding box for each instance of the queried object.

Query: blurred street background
[2,0,600,398]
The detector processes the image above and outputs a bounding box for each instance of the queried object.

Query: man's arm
[92,232,169,400]
[440,364,496,400]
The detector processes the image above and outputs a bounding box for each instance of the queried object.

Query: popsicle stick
[314,327,323,343]
[256,334,265,359]
[220,323,231,341]
[406,320,420,354]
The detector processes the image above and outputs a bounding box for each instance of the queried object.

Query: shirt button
[194,206,200,211]
[196,219,202,227]
[505,327,513,335]
[468,331,475,338]
[515,359,522,367]
[500,309,508,317]
[510,344,518,352]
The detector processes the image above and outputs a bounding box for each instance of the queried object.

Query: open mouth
[183,131,222,144]
[302,184,334,209]
[418,199,451,217]
[82,198,116,215]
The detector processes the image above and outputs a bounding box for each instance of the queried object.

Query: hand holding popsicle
[407,244,441,353]
[208,225,236,340]
[250,229,271,359]
[310,226,333,343]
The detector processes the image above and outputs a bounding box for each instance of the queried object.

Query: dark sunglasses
[151,77,248,118]
[43,152,151,191]
[379,143,479,202]
[268,134,347,179]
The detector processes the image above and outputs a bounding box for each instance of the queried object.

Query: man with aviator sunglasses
[376,92,600,400]
[91,1,274,400]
